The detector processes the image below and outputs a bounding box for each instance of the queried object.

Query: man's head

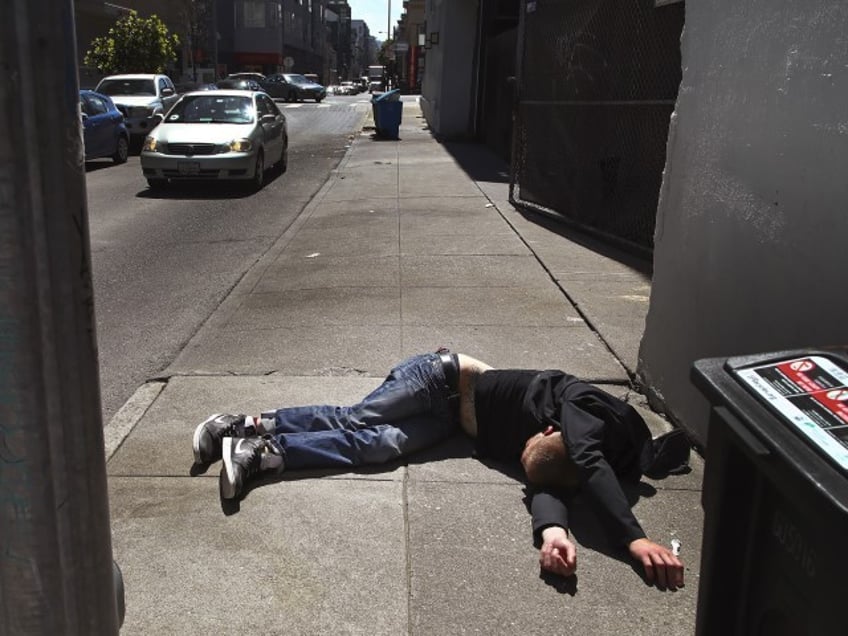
[520,426,578,489]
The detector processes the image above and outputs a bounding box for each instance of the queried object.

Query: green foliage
[377,40,395,67]
[84,11,180,75]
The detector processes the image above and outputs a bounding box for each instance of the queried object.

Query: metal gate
[509,0,684,253]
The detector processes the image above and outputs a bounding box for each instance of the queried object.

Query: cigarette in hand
[670,539,681,556]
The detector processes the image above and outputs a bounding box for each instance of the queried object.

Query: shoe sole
[221,436,237,499]
[192,413,224,464]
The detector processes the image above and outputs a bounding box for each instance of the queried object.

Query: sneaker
[192,414,255,465]
[220,436,285,500]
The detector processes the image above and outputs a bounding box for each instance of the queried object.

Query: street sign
[394,41,409,53]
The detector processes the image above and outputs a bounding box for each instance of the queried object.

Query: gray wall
[421,0,478,138]
[638,1,848,445]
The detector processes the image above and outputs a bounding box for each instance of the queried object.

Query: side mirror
[260,113,277,123]
[161,87,174,97]
[153,113,165,124]
[80,112,89,122]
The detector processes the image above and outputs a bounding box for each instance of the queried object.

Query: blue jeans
[262,353,455,469]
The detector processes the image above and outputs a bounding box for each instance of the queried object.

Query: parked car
[260,73,326,102]
[215,78,264,92]
[79,89,129,164]
[338,81,358,95]
[140,90,287,191]
[94,74,179,141]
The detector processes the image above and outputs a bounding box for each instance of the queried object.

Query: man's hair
[524,433,578,490]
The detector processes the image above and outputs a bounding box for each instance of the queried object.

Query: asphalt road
[84,95,369,423]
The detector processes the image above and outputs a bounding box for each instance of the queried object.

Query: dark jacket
[475,370,651,547]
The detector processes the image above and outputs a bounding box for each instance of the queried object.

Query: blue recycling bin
[371,89,402,139]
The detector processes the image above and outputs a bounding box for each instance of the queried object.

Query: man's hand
[540,526,577,577]
[628,538,684,589]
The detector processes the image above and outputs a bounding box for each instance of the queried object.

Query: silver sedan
[140,90,287,191]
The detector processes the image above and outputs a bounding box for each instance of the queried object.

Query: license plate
[178,162,200,175]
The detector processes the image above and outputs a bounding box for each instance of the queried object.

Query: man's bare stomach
[455,353,492,438]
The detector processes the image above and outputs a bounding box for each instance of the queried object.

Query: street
[85,94,370,422]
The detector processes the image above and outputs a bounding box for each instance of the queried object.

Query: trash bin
[371,89,402,139]
[692,349,848,636]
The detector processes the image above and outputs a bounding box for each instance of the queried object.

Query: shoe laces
[214,415,254,442]
[241,436,282,476]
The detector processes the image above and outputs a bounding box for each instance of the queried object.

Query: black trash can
[692,349,848,636]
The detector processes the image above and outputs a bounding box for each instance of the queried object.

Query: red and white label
[737,355,848,471]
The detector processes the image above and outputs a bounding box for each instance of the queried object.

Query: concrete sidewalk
[105,97,703,635]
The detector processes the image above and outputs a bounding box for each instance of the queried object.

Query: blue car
[80,89,130,164]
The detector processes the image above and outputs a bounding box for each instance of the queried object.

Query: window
[82,94,107,116]
[241,1,266,28]
[257,94,277,117]
[97,78,155,96]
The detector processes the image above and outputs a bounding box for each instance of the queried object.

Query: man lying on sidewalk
[192,350,689,589]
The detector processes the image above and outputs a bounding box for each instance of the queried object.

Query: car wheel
[315,96,323,103]
[251,151,265,191]
[146,178,167,190]
[112,136,129,164]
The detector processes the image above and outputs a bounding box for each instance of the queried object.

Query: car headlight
[229,139,253,152]
[142,136,159,152]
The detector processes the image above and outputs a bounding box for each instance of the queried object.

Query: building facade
[326,0,351,79]
[349,19,370,80]
[393,0,425,93]
[74,0,335,85]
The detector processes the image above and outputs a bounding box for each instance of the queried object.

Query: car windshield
[285,74,309,85]
[97,79,156,96]
[164,95,255,124]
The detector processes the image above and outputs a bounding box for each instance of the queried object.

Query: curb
[103,381,165,461]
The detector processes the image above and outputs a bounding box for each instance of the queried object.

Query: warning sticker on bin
[736,355,848,471]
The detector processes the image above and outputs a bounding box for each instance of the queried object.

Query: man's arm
[530,490,577,577]
[540,526,577,577]
[560,401,685,588]
[629,538,684,589]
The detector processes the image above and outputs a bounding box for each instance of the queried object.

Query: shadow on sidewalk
[202,432,681,592]
[439,140,653,276]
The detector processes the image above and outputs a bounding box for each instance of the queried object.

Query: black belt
[439,352,461,422]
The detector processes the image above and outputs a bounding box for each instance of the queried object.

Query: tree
[377,39,395,67]
[84,11,180,75]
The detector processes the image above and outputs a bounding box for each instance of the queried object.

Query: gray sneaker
[192,414,255,465]
[220,436,285,500]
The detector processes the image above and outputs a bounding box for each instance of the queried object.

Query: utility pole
[280,0,286,72]
[387,0,392,89]
[212,0,219,77]
[0,0,122,633]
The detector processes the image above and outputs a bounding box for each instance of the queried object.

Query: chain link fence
[510,0,684,252]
